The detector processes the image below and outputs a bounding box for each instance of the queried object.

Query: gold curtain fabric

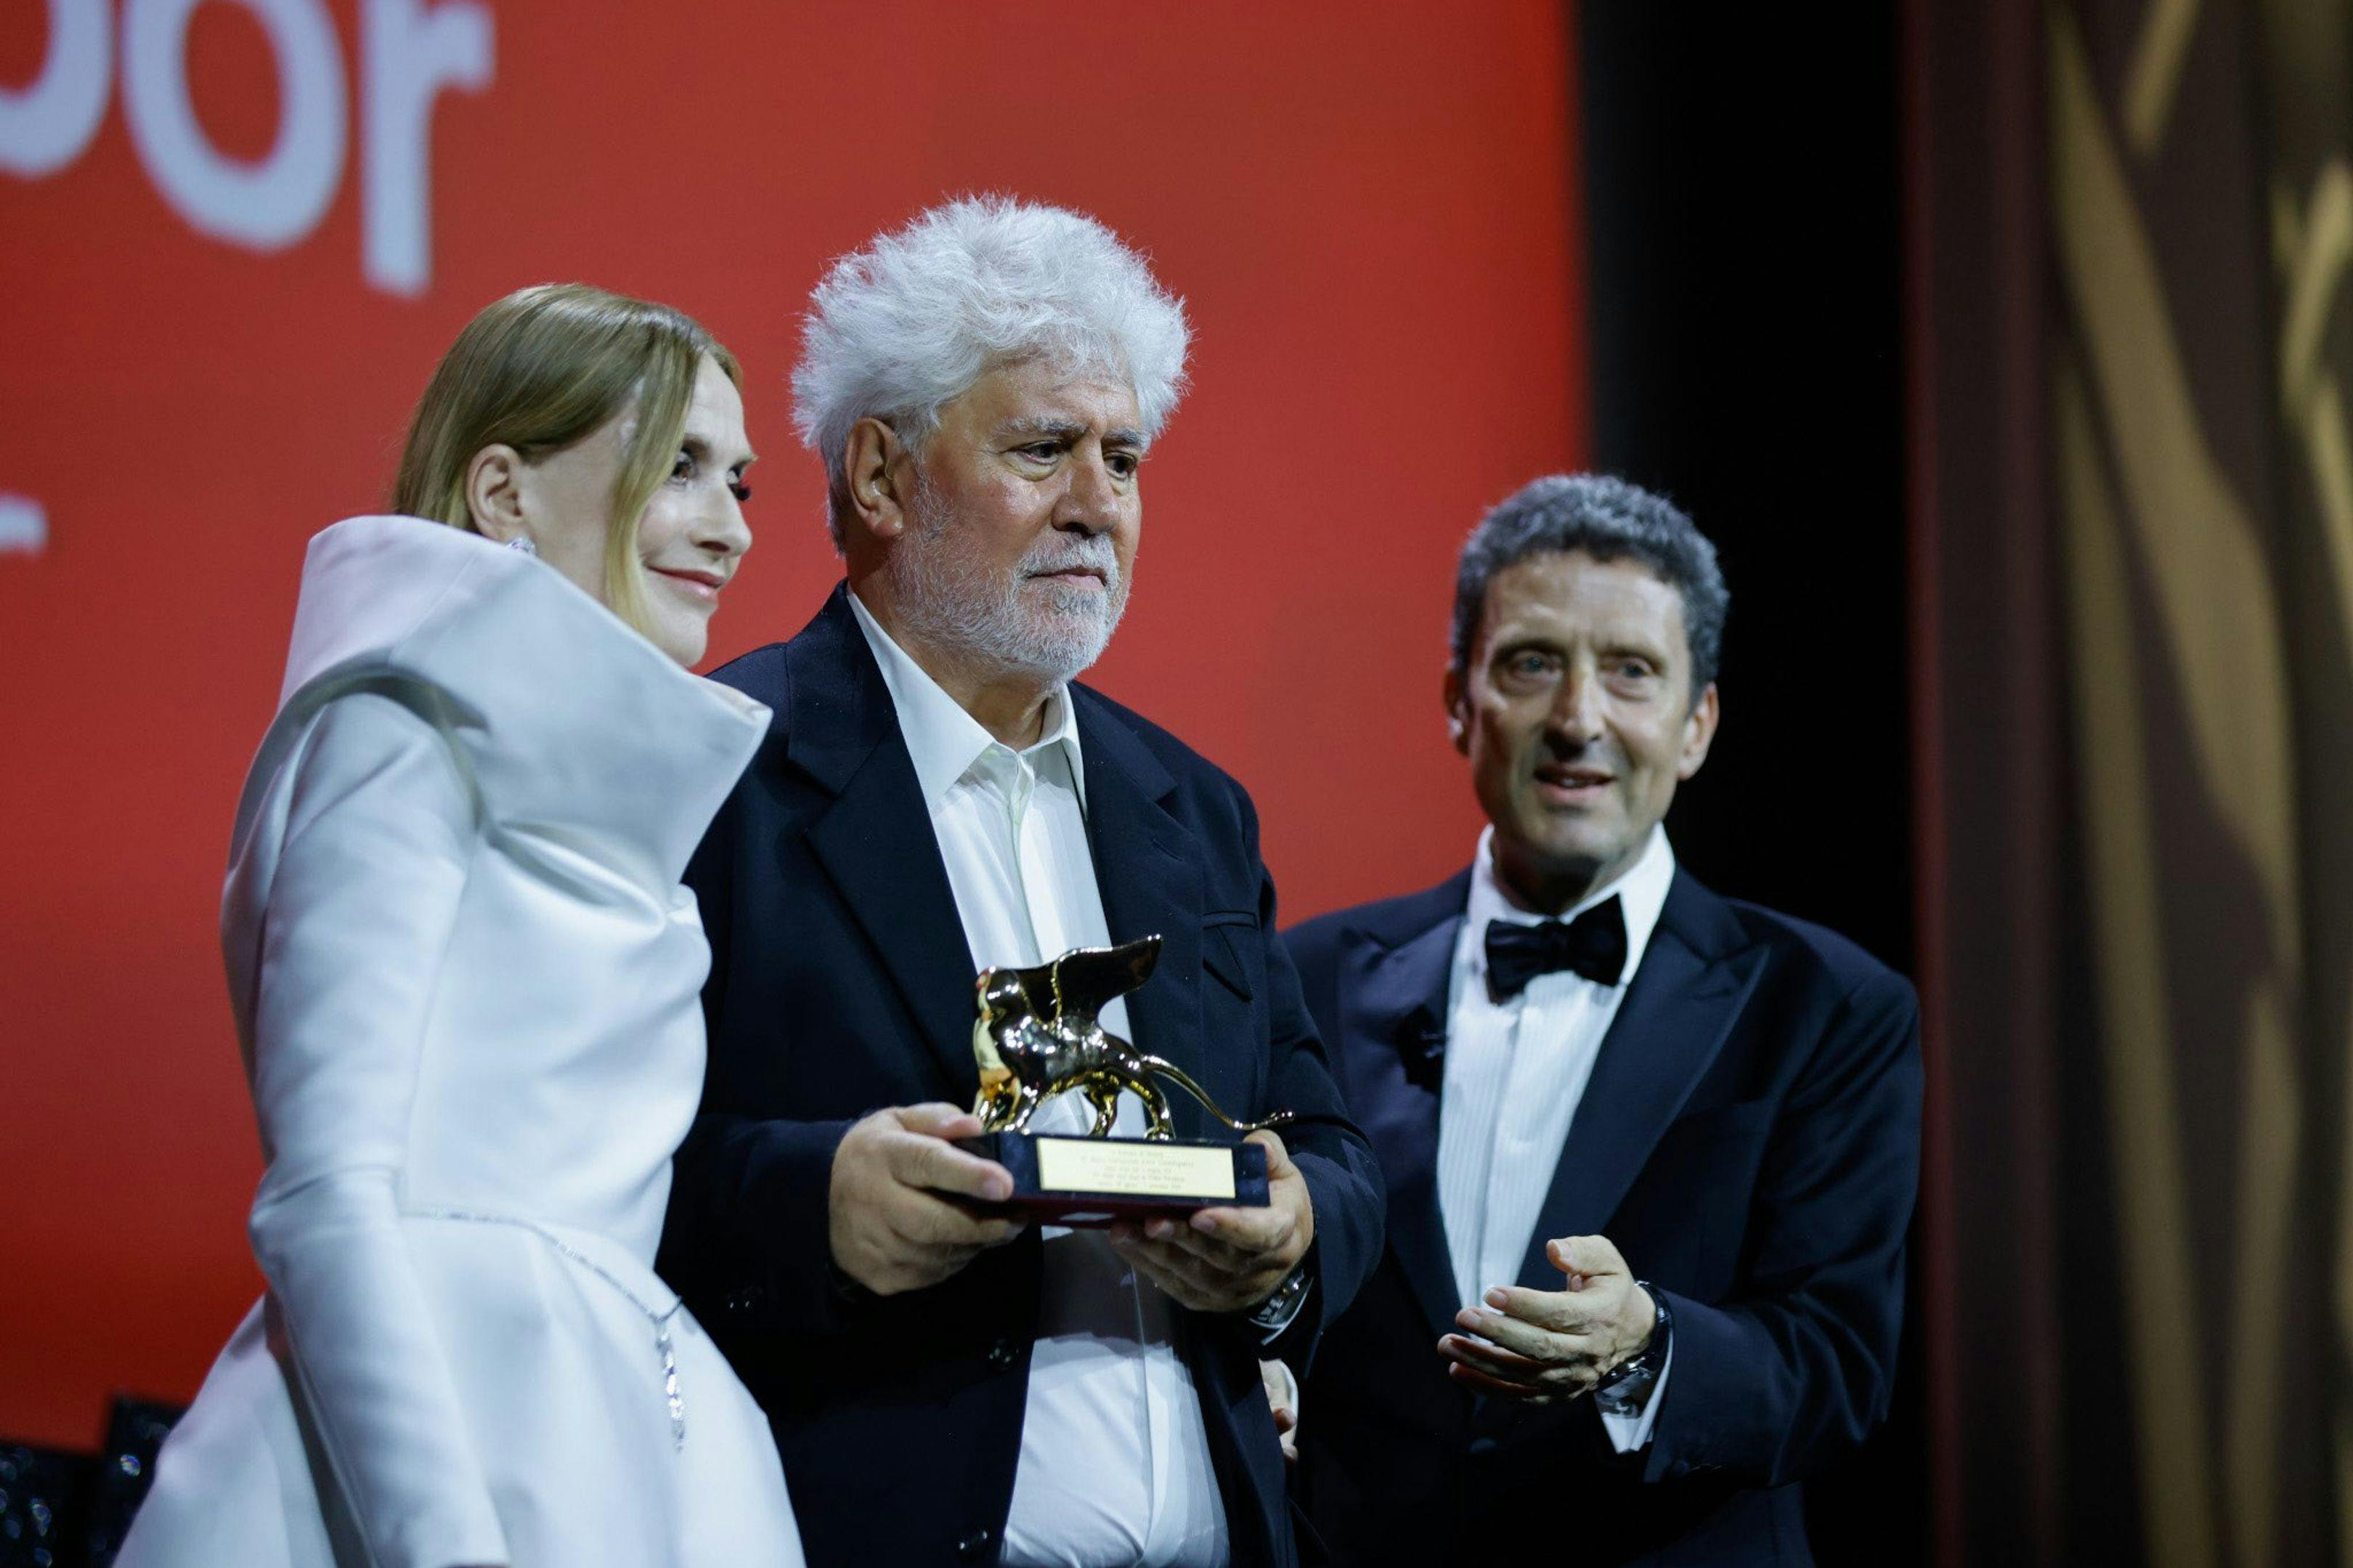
[2046,2,2353,1562]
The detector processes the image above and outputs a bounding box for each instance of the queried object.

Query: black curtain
[1576,4,1922,1564]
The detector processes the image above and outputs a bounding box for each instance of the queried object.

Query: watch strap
[1593,1280,1670,1410]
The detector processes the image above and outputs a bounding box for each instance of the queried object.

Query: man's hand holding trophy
[956,936,1315,1314]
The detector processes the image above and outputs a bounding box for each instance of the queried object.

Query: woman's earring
[507,535,538,557]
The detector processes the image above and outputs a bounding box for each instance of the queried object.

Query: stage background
[1912,0,2353,1562]
[1573,9,1917,1561]
[0,0,1590,1449]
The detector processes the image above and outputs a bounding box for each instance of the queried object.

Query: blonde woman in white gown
[118,285,804,1568]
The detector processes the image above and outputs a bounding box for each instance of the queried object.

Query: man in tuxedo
[1283,475,1920,1565]
[655,198,1383,1568]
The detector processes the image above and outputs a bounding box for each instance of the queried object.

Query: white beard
[885,487,1130,684]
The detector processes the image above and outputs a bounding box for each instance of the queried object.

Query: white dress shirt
[850,593,1227,1568]
[1438,823,1677,1451]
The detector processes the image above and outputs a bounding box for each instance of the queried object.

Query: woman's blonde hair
[394,283,741,637]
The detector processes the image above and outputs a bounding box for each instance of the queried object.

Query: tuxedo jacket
[656,588,1385,1568]
[1283,866,1919,1567]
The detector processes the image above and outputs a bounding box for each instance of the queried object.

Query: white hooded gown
[116,516,803,1568]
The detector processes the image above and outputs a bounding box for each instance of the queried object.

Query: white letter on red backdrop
[0,495,48,556]
[0,0,110,176]
[122,0,346,251]
[363,0,493,297]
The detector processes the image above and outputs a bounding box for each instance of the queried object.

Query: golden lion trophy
[960,935,1293,1224]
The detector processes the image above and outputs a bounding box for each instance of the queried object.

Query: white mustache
[1021,538,1119,588]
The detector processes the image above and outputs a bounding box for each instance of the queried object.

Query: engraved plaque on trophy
[957,936,1293,1226]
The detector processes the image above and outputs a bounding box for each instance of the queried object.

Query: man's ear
[842,417,914,544]
[1677,681,1720,781]
[1443,666,1471,757]
[466,444,527,543]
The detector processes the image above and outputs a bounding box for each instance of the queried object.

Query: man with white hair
[657,198,1384,1568]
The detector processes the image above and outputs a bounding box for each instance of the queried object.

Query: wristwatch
[1248,1259,1314,1342]
[1593,1282,1671,1414]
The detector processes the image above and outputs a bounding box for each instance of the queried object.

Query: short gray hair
[1450,474,1729,696]
[792,195,1191,548]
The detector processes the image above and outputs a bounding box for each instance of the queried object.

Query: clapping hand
[1436,1234,1654,1402]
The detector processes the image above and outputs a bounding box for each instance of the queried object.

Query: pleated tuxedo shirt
[1439,823,1677,1450]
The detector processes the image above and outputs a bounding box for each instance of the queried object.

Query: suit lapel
[1513,870,1766,1290]
[1341,877,1471,1341]
[789,588,978,1094]
[1070,691,1209,1137]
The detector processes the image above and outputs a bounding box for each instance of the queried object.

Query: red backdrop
[0,0,1585,1447]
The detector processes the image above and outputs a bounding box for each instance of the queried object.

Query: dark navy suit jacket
[655,588,1384,1567]
[1284,866,1919,1567]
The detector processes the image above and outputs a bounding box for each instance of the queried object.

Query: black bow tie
[1484,897,1629,999]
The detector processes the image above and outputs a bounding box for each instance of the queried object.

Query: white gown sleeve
[240,691,511,1568]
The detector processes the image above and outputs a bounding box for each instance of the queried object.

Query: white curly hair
[792,195,1191,549]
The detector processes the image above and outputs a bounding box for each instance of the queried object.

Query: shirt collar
[1465,822,1676,988]
[848,587,1086,809]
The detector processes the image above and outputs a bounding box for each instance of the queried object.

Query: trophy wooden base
[958,1132,1271,1227]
